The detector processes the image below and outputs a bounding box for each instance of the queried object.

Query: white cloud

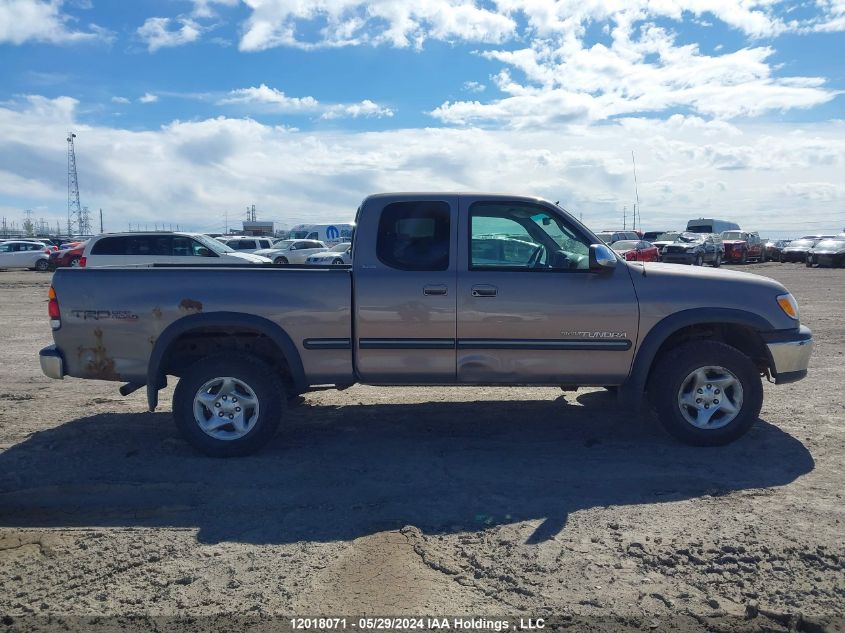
[190,0,240,19]
[0,0,108,45]
[218,84,393,119]
[137,16,203,52]
[2,95,844,234]
[463,81,486,93]
[139,93,159,104]
[111,96,130,104]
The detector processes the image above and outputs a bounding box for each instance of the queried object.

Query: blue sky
[1,0,844,234]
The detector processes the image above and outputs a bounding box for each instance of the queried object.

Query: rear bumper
[762,326,813,384]
[39,345,65,380]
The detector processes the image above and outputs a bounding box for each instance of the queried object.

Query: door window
[376,201,451,271]
[0,243,13,253]
[469,202,590,271]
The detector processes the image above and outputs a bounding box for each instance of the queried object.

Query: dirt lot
[0,264,842,630]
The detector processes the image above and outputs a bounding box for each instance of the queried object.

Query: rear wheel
[69,256,81,267]
[740,251,747,264]
[35,259,49,272]
[172,353,284,457]
[710,253,721,268]
[649,340,762,446]
[273,256,289,265]
[694,254,704,266]
[806,256,814,268]
[332,258,344,265]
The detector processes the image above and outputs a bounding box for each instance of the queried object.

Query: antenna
[631,150,641,232]
[67,132,84,236]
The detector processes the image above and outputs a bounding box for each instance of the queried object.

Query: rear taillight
[624,251,636,261]
[44,248,51,254]
[79,256,87,267]
[48,286,61,330]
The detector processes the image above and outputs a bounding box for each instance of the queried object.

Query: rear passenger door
[354,197,458,383]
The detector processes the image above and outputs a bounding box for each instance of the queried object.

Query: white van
[288,223,354,245]
[81,232,272,267]
[686,218,740,234]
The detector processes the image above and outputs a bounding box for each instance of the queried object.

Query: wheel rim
[37,260,48,270]
[677,365,744,430]
[193,376,260,441]
[274,257,287,265]
[70,258,81,267]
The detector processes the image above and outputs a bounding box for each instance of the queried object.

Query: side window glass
[92,237,128,255]
[470,202,590,271]
[172,237,193,256]
[0,244,11,253]
[376,201,451,271]
[152,236,172,256]
[128,236,153,256]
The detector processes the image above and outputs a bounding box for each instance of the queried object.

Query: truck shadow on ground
[0,392,814,544]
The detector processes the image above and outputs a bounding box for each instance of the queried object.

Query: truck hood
[228,252,271,263]
[627,261,797,330]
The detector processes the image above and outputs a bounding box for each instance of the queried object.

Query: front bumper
[39,345,65,380]
[781,251,807,262]
[762,326,813,384]
[661,251,696,264]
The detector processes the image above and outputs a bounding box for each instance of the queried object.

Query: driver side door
[456,198,639,385]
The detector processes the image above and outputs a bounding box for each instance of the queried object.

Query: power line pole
[631,150,641,232]
[99,208,103,233]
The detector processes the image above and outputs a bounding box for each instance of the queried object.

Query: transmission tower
[80,206,92,235]
[67,132,83,236]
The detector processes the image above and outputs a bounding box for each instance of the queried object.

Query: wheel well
[646,323,770,388]
[160,327,296,394]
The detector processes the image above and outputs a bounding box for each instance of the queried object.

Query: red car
[720,231,765,263]
[611,239,659,262]
[48,242,86,269]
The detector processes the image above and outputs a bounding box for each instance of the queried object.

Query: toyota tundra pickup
[39,193,813,456]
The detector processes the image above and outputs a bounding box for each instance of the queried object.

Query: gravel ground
[0,264,842,631]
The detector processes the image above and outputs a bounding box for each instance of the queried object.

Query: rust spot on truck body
[77,327,120,381]
[178,299,203,313]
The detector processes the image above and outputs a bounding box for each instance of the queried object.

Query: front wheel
[806,257,814,268]
[332,258,345,265]
[172,353,284,457]
[649,340,762,446]
[69,256,81,267]
[740,252,747,264]
[35,259,49,272]
[711,253,721,268]
[273,256,289,265]
[694,254,704,266]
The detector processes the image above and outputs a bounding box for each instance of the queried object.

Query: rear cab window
[376,201,451,271]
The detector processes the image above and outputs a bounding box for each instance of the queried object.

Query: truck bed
[51,266,354,386]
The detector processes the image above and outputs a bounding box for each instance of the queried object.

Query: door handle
[471,285,498,297]
[423,284,448,296]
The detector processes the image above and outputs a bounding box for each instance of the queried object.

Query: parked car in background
[806,239,845,268]
[0,240,51,271]
[610,239,659,262]
[596,230,640,244]
[661,232,723,267]
[721,231,765,263]
[220,236,275,253]
[255,239,328,265]
[686,218,740,234]
[649,231,681,260]
[288,223,355,245]
[642,231,670,242]
[780,238,820,263]
[49,241,88,269]
[764,239,791,261]
[81,232,272,267]
[305,242,352,265]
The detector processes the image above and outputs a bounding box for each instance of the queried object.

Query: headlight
[776,293,799,320]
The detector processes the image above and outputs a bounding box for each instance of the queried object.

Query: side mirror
[589,243,617,272]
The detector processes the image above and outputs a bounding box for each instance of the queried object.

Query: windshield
[655,232,679,241]
[677,233,704,243]
[722,231,744,240]
[611,240,639,250]
[816,240,845,249]
[329,242,350,252]
[272,240,294,249]
[790,239,816,247]
[289,231,309,239]
[195,234,234,253]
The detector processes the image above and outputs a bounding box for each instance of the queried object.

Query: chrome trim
[767,336,813,377]
[39,345,64,380]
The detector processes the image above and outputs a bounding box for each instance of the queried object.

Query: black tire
[648,340,763,446]
[69,256,81,267]
[740,251,747,264]
[273,256,289,265]
[779,253,785,263]
[35,259,49,272]
[332,258,344,265]
[805,257,813,268]
[694,254,703,266]
[172,353,285,457]
[710,253,721,268]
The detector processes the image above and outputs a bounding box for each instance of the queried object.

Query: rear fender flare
[146,312,306,411]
